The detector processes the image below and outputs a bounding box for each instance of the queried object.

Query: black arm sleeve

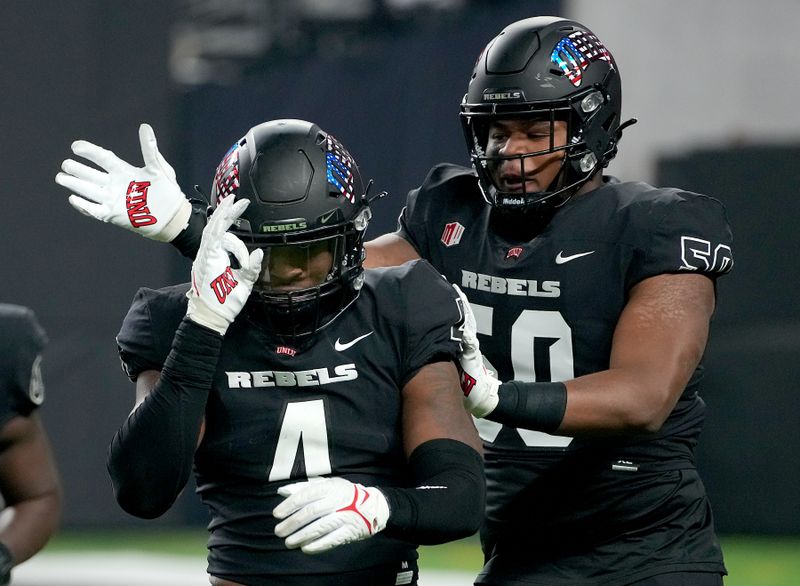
[169,200,207,259]
[381,438,485,545]
[487,381,567,433]
[107,318,221,519]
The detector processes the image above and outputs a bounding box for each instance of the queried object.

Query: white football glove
[55,123,192,242]
[185,196,262,335]
[454,285,501,418]
[273,477,390,554]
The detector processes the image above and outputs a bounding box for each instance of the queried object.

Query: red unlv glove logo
[126,181,157,227]
[210,267,239,304]
[460,371,477,397]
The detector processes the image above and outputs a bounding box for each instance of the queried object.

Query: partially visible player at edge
[0,305,62,585]
[55,16,733,585]
[58,119,484,585]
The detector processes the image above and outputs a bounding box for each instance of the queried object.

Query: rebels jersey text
[397,164,732,585]
[0,304,47,427]
[116,260,463,583]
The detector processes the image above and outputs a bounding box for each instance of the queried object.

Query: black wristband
[170,201,207,259]
[382,438,485,545]
[0,542,13,586]
[488,381,567,433]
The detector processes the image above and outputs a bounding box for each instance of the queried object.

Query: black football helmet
[209,119,373,341]
[460,16,635,213]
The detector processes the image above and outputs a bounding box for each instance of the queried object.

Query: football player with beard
[0,305,61,585]
[60,120,484,585]
[55,16,734,585]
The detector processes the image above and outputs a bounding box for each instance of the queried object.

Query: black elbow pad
[382,438,486,544]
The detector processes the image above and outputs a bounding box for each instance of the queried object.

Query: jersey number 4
[268,399,332,482]
[471,303,575,449]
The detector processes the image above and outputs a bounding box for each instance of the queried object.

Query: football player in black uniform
[55,17,733,585]
[366,16,733,586]
[89,120,484,585]
[0,305,62,585]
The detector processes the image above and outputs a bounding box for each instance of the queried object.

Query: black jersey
[116,260,463,584]
[0,304,47,427]
[397,164,732,585]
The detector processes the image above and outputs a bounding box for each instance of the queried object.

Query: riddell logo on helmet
[482,88,525,101]
[126,181,157,227]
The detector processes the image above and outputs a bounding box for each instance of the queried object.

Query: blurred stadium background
[2,0,798,583]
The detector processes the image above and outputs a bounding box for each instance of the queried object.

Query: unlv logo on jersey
[210,267,239,303]
[506,247,523,260]
[276,345,297,357]
[441,222,465,247]
[679,236,733,273]
[126,181,157,227]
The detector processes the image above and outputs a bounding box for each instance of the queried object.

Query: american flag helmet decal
[213,142,240,202]
[325,135,356,203]
[550,30,613,88]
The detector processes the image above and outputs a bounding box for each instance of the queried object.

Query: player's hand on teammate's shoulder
[185,196,263,335]
[55,123,192,242]
[273,476,390,554]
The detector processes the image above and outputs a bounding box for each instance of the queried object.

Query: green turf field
[42,529,799,585]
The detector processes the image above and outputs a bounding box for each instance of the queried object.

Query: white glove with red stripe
[185,196,262,335]
[454,285,500,418]
[273,477,390,554]
[55,123,192,242]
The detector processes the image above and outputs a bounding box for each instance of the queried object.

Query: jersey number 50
[471,303,574,449]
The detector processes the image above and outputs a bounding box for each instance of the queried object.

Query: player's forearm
[381,438,485,545]
[0,489,61,565]
[488,371,679,436]
[107,318,221,518]
[558,369,680,434]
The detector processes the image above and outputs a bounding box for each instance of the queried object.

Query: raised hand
[185,196,262,335]
[55,123,192,242]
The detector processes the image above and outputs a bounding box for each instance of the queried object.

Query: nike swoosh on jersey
[555,250,595,264]
[334,331,374,351]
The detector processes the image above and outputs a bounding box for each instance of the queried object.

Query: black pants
[628,572,724,585]
[210,558,419,586]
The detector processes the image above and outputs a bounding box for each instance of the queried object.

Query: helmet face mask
[209,119,371,342]
[254,238,339,294]
[460,17,629,214]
